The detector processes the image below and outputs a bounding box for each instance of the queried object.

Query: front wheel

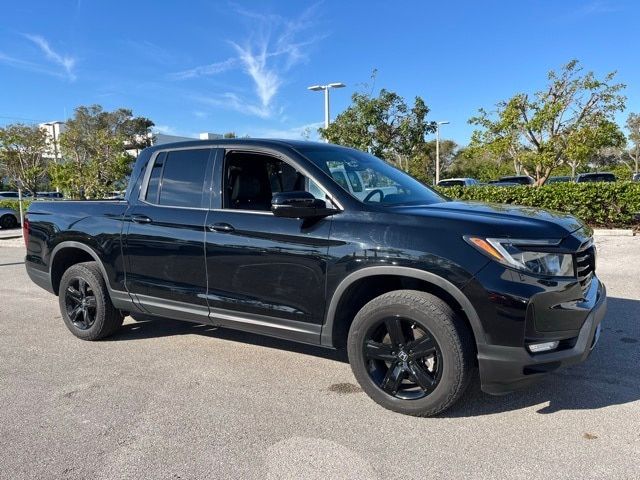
[58,262,124,340]
[347,290,475,417]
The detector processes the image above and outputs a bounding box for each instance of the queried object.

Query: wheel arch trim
[320,266,486,347]
[49,241,133,309]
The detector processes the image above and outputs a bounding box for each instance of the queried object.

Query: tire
[58,261,124,340]
[347,290,475,417]
[0,214,17,229]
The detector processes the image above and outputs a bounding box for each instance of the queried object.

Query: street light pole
[435,121,450,185]
[308,82,346,141]
[324,87,330,129]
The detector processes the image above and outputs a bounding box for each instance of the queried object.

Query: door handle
[132,214,152,224]
[208,222,235,233]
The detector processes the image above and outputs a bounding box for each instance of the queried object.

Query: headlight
[465,236,574,277]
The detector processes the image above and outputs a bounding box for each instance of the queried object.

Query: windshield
[296,145,446,206]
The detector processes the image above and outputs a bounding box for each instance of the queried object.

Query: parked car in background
[0,207,19,229]
[437,178,480,187]
[36,192,64,199]
[575,172,616,183]
[0,191,32,199]
[486,180,521,187]
[497,175,535,185]
[546,176,573,184]
[632,173,640,182]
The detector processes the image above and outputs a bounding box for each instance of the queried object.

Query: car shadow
[107,297,639,416]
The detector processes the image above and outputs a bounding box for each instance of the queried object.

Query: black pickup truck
[24,139,606,416]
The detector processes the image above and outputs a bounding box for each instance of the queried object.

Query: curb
[592,229,635,237]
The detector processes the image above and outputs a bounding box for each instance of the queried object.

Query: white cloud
[249,121,324,140]
[153,125,177,135]
[193,92,271,119]
[172,4,323,118]
[23,34,76,81]
[170,58,239,80]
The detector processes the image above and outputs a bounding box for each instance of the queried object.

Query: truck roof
[144,138,332,155]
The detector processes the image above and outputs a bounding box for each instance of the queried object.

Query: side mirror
[271,191,339,219]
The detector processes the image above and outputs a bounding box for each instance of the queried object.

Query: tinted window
[145,153,165,203]
[158,149,210,208]
[224,151,325,211]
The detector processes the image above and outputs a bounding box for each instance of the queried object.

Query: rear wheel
[347,290,474,417]
[0,214,17,229]
[58,262,124,340]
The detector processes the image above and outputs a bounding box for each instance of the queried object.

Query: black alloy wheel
[347,290,474,417]
[64,277,97,330]
[58,261,124,340]
[363,315,443,400]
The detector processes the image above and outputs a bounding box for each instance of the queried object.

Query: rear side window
[145,153,165,203]
[143,149,211,208]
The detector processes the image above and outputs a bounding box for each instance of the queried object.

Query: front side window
[297,145,445,206]
[223,151,325,211]
[144,149,210,208]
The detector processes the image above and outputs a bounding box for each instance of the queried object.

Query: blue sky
[1,0,639,144]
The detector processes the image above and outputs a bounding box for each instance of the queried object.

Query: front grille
[575,240,596,295]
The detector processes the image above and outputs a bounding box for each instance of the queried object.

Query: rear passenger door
[124,147,216,323]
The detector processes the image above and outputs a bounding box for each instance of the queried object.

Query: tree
[564,120,625,177]
[407,139,458,184]
[51,105,154,198]
[319,88,437,171]
[446,147,514,182]
[223,132,237,138]
[0,124,50,194]
[623,113,640,174]
[469,60,626,185]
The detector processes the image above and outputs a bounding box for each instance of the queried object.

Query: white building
[39,121,224,158]
[39,121,66,162]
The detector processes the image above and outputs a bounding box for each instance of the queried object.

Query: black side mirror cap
[271,191,339,219]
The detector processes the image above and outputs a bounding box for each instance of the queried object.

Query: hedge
[0,199,32,213]
[436,182,640,228]
[2,183,639,228]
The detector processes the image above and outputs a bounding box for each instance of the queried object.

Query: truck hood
[388,200,588,239]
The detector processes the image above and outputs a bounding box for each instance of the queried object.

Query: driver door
[204,149,334,340]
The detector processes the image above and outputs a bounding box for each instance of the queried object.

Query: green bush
[0,199,32,213]
[436,182,640,228]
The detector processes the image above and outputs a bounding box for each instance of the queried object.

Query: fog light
[527,341,559,353]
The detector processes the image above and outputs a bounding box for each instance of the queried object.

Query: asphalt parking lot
[0,235,638,480]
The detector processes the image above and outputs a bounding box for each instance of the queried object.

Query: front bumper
[478,278,606,395]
